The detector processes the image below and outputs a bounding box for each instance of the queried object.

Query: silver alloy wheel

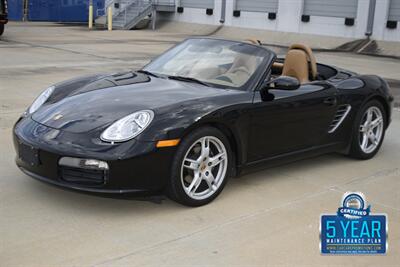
[180,136,228,200]
[359,106,384,154]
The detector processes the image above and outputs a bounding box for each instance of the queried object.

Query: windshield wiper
[168,75,210,87]
[137,70,161,78]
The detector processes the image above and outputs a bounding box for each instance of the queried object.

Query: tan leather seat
[224,54,258,86]
[282,44,317,84]
[244,38,261,45]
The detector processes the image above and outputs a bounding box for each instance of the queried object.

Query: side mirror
[262,76,300,91]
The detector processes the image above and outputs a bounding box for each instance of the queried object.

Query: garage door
[27,0,104,22]
[180,0,214,9]
[388,0,400,21]
[303,0,358,18]
[7,0,24,20]
[236,0,278,13]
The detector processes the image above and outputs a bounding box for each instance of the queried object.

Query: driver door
[247,82,338,162]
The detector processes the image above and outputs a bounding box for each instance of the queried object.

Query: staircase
[96,0,154,30]
[113,0,153,30]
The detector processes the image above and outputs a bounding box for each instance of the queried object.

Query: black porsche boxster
[14,38,393,206]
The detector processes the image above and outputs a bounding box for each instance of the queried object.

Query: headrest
[244,38,262,45]
[288,43,317,79]
[282,49,310,84]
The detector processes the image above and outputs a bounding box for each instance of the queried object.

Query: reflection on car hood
[31,72,234,133]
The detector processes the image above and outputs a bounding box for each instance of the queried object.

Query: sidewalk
[3,21,399,82]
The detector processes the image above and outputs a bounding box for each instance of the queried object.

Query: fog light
[59,157,109,170]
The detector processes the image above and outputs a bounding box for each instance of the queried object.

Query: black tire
[167,126,233,207]
[348,100,387,159]
[0,24,4,36]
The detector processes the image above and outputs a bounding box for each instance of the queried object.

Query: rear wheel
[167,127,233,206]
[349,100,386,159]
[0,24,4,36]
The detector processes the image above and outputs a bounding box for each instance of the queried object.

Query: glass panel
[145,38,271,89]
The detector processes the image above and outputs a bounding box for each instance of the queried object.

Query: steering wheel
[229,66,251,76]
[215,75,233,84]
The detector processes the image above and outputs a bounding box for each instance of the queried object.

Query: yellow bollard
[107,6,112,31]
[88,5,93,29]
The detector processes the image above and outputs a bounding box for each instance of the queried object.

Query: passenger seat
[282,44,317,84]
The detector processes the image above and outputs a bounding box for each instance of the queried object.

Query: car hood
[31,72,235,133]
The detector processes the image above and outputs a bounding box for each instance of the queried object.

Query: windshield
[144,38,271,89]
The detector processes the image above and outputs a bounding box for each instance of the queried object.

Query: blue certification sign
[320,192,387,254]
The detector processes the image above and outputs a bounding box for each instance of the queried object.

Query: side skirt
[238,142,344,176]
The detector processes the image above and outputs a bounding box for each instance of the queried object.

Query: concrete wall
[162,0,399,42]
[170,0,222,25]
[372,0,400,41]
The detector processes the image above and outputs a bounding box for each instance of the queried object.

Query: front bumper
[13,117,177,194]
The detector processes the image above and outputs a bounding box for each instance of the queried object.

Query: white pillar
[277,0,303,33]
[371,0,390,40]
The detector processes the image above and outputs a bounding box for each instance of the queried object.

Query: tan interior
[288,43,317,79]
[220,54,259,86]
[281,49,312,84]
[203,41,318,87]
[271,43,317,84]
[244,38,262,45]
[243,39,318,84]
[272,62,284,70]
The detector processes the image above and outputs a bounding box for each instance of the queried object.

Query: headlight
[28,86,55,114]
[101,110,154,142]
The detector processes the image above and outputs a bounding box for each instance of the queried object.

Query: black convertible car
[14,38,393,206]
[0,0,7,36]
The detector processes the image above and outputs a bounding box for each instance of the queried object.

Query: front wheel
[349,100,387,159]
[0,24,4,36]
[167,127,233,206]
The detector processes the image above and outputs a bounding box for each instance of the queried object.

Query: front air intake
[59,166,107,186]
[328,105,351,133]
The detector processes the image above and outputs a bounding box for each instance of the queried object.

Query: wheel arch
[356,75,392,127]
[344,94,390,155]
[363,95,390,128]
[180,120,243,175]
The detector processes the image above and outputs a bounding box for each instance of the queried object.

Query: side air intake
[328,105,351,133]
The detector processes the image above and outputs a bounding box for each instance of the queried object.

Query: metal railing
[118,0,151,28]
[97,0,175,17]
[96,0,113,17]
[96,0,176,29]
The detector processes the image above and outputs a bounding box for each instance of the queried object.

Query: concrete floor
[0,22,399,266]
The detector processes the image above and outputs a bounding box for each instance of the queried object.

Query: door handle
[323,97,337,106]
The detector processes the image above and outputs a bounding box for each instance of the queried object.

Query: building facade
[166,0,400,41]
[6,0,400,41]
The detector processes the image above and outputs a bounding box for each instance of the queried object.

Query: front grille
[59,166,107,186]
